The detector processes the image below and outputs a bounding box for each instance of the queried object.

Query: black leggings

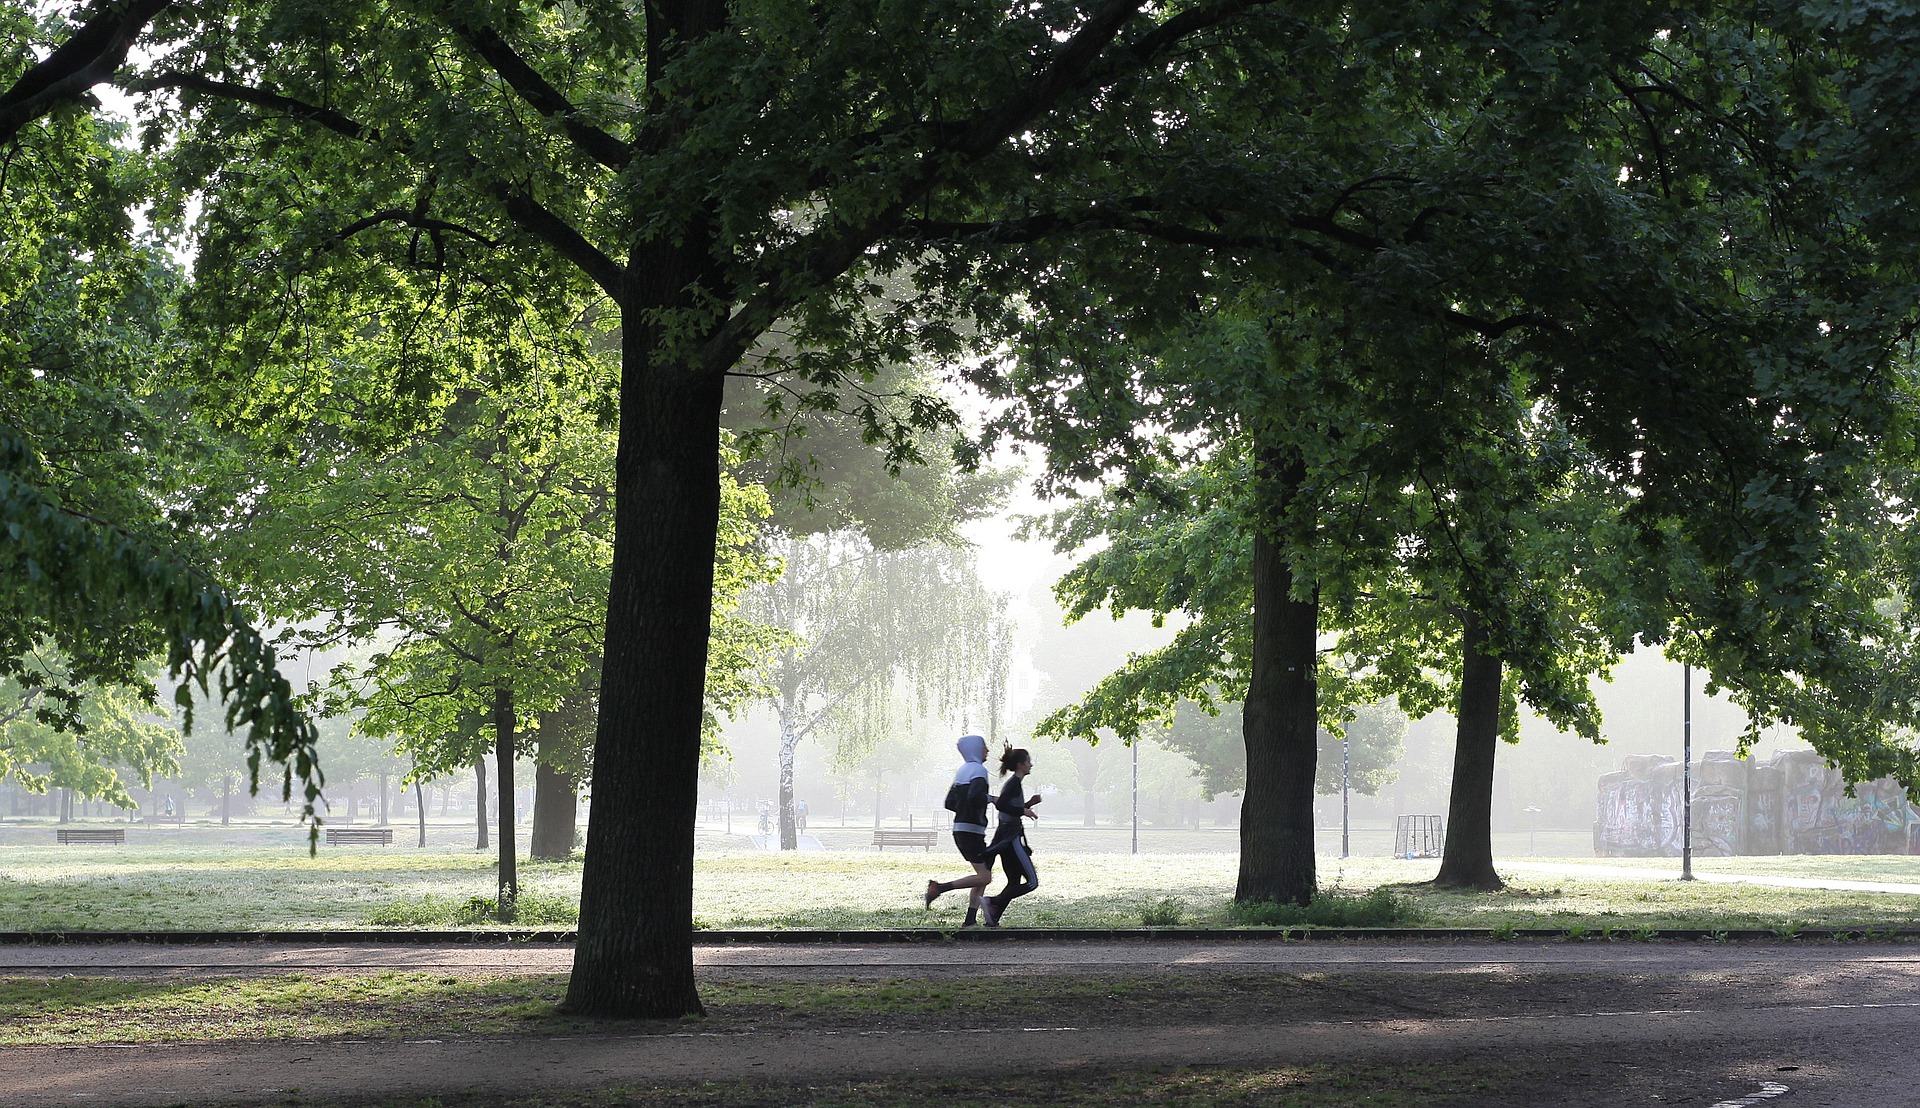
[988,836,1038,913]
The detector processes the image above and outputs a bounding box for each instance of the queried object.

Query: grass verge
[3,844,1920,932]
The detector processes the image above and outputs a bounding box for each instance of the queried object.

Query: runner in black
[981,745,1040,928]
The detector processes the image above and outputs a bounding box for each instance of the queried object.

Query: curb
[0,926,1916,945]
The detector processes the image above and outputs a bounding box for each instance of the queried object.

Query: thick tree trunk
[1236,455,1318,906]
[493,687,519,919]
[377,772,389,825]
[530,758,578,860]
[474,757,489,851]
[564,325,725,1018]
[1434,610,1507,890]
[777,716,800,850]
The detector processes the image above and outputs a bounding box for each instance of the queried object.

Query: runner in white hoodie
[924,734,995,927]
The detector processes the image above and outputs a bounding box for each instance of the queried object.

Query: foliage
[1139,896,1186,926]
[366,890,578,928]
[1224,888,1417,929]
[0,14,320,823]
[1146,697,1406,801]
[0,661,176,807]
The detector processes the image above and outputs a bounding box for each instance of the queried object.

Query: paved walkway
[1,936,1917,974]
[4,939,1919,1106]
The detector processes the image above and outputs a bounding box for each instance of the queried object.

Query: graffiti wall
[1594,750,1916,857]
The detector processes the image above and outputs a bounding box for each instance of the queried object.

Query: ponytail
[998,745,1029,777]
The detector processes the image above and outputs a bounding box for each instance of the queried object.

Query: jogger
[982,745,1040,928]
[925,734,995,926]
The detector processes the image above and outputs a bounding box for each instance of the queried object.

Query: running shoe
[924,879,940,908]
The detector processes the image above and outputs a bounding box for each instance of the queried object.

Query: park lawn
[1529,854,1920,882]
[1,844,1919,931]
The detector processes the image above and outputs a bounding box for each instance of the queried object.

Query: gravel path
[7,939,1919,1106]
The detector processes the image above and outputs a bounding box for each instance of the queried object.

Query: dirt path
[6,940,1917,1106]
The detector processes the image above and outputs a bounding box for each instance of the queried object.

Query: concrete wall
[1594,750,1916,857]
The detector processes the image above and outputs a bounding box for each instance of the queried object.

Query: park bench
[324,827,394,846]
[871,829,938,851]
[56,828,125,845]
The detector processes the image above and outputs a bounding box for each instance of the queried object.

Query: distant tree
[0,660,175,813]
[745,533,1009,849]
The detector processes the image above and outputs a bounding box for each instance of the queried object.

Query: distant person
[795,799,809,833]
[162,796,175,819]
[925,734,995,926]
[981,745,1041,928]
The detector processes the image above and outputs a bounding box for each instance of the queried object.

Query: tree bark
[1434,610,1507,890]
[474,756,489,851]
[378,771,389,825]
[493,686,519,919]
[415,779,426,848]
[1236,453,1318,906]
[777,715,800,850]
[530,757,578,860]
[564,325,725,1018]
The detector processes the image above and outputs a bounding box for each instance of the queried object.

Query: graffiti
[1594,750,1915,857]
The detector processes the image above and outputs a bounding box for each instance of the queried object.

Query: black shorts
[953,831,990,864]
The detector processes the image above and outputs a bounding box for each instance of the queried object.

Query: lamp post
[1341,735,1351,859]
[1131,738,1139,855]
[1682,662,1695,881]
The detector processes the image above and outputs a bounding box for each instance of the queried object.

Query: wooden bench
[872,829,939,851]
[324,827,393,846]
[56,828,125,845]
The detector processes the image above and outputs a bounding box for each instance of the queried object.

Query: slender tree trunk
[221,773,231,826]
[475,757,490,851]
[1434,610,1507,890]
[530,757,578,860]
[777,714,800,851]
[378,772,389,825]
[1237,453,1318,906]
[493,687,519,920]
[415,779,427,848]
[564,318,726,1019]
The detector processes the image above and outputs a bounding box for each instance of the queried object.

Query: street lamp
[1681,662,1695,881]
[1341,734,1350,860]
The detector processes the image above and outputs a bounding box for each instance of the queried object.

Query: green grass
[2,840,1920,932]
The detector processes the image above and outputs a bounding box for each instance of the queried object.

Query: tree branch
[0,0,174,143]
[448,20,634,172]
[130,71,383,143]
[328,209,506,250]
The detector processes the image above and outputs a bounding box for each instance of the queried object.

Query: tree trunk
[1434,610,1507,890]
[378,772,389,825]
[1236,453,1318,906]
[415,779,427,848]
[493,686,519,920]
[221,773,231,826]
[474,756,489,851]
[777,715,800,850]
[530,757,578,860]
[564,316,726,1019]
